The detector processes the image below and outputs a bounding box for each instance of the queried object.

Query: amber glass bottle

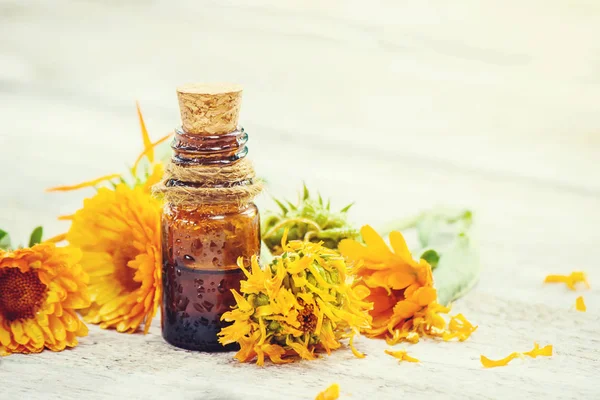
[160,84,260,351]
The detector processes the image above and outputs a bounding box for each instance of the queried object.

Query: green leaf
[28,226,43,247]
[420,249,440,269]
[285,200,297,211]
[273,198,288,214]
[416,208,472,248]
[340,202,354,213]
[0,229,11,250]
[302,183,309,201]
[433,234,481,306]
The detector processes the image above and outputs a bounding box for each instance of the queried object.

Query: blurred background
[0,1,598,285]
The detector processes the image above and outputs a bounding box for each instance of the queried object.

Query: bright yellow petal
[575,296,586,312]
[360,225,393,258]
[49,315,67,342]
[388,231,412,259]
[480,352,520,368]
[0,321,12,346]
[523,343,553,358]
[338,239,371,262]
[385,348,419,363]
[10,320,28,345]
[286,336,316,361]
[137,101,153,162]
[348,331,365,359]
[23,320,44,346]
[315,384,340,400]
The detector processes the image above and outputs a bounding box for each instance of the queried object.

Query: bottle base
[162,333,240,352]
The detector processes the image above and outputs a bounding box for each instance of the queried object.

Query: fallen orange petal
[575,296,586,312]
[315,384,340,400]
[544,272,589,290]
[482,343,552,368]
[480,352,520,368]
[385,349,420,363]
[523,343,553,358]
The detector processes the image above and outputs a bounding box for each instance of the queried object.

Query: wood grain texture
[0,0,599,398]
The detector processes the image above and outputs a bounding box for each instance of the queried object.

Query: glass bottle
[160,84,260,351]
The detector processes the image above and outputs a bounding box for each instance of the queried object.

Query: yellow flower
[315,384,340,400]
[0,243,90,355]
[66,182,162,333]
[339,225,476,344]
[48,104,170,334]
[218,235,372,365]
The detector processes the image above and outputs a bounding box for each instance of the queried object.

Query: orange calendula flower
[0,243,90,355]
[48,104,170,334]
[575,296,586,312]
[544,271,589,290]
[65,183,162,333]
[481,342,552,368]
[315,383,340,400]
[218,235,372,365]
[385,348,420,363]
[339,225,476,344]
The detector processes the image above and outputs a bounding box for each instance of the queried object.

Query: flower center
[0,268,47,321]
[297,302,317,333]
[113,247,140,292]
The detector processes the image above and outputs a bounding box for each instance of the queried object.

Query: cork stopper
[176,83,243,135]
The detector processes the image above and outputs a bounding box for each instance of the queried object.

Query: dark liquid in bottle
[160,203,259,352]
[161,263,244,351]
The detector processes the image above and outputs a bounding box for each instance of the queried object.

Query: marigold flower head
[47,104,170,334]
[339,225,476,344]
[66,183,162,333]
[218,235,372,365]
[0,243,90,355]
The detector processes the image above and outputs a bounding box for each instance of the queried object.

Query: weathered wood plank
[0,0,599,398]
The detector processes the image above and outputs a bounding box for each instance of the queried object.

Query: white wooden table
[1,1,599,398]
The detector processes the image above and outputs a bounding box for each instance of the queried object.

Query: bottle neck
[171,126,248,166]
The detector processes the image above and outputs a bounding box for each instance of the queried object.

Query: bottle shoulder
[163,202,259,220]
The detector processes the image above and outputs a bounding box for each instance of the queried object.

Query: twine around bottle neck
[152,126,262,206]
